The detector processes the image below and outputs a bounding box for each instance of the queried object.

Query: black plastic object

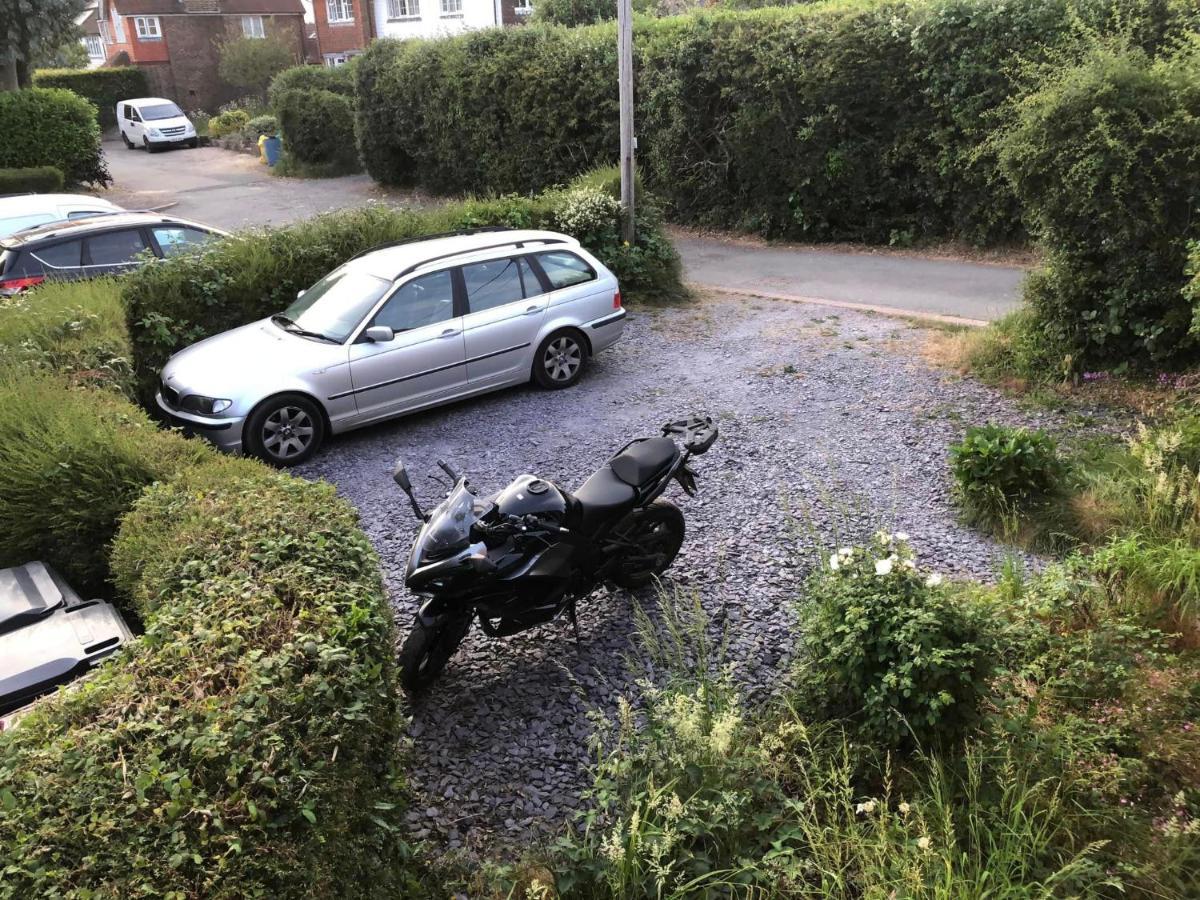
[662,415,718,454]
[0,561,82,636]
[0,599,133,714]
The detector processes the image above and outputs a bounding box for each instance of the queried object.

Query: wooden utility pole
[617,0,635,243]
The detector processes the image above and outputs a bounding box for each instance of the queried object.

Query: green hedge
[276,87,358,168]
[0,165,64,193]
[356,0,1196,245]
[33,66,151,127]
[269,63,356,110]
[122,170,682,400]
[0,87,110,187]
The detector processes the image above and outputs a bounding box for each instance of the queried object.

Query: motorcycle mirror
[392,458,425,521]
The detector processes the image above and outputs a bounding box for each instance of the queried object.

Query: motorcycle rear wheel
[399,615,472,695]
[610,499,686,589]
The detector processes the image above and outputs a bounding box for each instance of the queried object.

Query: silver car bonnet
[161,318,347,401]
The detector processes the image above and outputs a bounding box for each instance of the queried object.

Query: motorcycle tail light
[613,290,622,309]
[0,275,45,296]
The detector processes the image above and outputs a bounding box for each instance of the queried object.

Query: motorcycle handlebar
[436,459,461,482]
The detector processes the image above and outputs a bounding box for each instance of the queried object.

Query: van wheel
[143,137,158,154]
[122,132,134,149]
[244,394,326,467]
[532,329,586,389]
[188,138,198,149]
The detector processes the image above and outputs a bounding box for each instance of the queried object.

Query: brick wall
[314,0,372,59]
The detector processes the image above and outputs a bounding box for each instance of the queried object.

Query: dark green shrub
[0,370,208,595]
[32,66,151,126]
[0,279,133,396]
[246,113,279,136]
[0,165,64,193]
[993,40,1200,369]
[122,173,683,400]
[269,62,356,110]
[532,0,614,25]
[0,87,109,186]
[275,87,358,168]
[208,107,252,138]
[796,533,997,750]
[951,425,1064,530]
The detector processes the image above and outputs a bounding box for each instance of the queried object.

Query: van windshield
[141,102,183,121]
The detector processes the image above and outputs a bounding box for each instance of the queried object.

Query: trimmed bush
[0,279,133,396]
[122,172,682,400]
[247,113,279,136]
[269,63,356,110]
[275,87,358,169]
[0,371,208,595]
[0,396,414,894]
[32,66,151,127]
[0,165,64,193]
[356,0,1195,245]
[0,87,109,186]
[796,533,997,750]
[993,39,1200,369]
[208,107,252,138]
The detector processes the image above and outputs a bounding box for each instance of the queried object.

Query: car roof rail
[397,236,570,278]
[346,226,515,263]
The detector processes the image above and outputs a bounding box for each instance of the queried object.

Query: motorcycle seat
[572,439,680,535]
[609,437,679,487]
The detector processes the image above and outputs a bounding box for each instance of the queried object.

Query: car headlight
[179,395,232,416]
[185,123,195,133]
[148,127,161,137]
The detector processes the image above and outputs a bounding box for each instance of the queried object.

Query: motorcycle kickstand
[566,597,581,643]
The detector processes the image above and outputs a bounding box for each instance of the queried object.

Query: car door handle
[438,328,459,338]
[523,305,542,315]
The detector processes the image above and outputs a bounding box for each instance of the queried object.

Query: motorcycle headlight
[179,394,232,416]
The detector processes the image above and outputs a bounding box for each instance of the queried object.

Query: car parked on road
[117,98,199,152]
[157,228,627,466]
[0,193,124,239]
[0,213,225,296]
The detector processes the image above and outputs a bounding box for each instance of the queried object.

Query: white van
[116,98,198,153]
[0,194,123,239]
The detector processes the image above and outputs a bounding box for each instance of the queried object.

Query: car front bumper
[156,392,245,454]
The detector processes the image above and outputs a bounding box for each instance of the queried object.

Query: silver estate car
[156,228,627,465]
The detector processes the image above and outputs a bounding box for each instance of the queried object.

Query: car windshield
[141,103,183,120]
[280,266,392,343]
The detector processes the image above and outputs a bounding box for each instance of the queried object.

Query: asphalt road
[97,140,1027,321]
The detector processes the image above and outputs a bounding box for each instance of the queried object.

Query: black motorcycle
[392,416,719,693]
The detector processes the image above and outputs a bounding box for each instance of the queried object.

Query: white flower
[895,532,909,541]
[838,547,854,558]
[917,835,932,851]
[901,558,916,571]
[898,801,911,815]
[855,799,877,815]
[875,530,892,543]
[829,553,840,571]
[875,558,893,576]
[925,573,944,587]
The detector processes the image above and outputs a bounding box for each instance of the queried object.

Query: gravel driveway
[296,290,1094,856]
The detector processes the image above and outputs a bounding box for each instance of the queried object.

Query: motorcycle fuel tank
[494,474,569,522]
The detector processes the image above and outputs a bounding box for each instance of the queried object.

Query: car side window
[518,257,544,298]
[84,229,148,267]
[67,210,106,221]
[152,226,211,257]
[373,269,455,333]
[461,257,526,314]
[31,240,83,269]
[534,250,596,290]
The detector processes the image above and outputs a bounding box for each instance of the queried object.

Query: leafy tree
[0,0,85,89]
[532,0,614,26]
[34,34,89,70]
[218,36,295,101]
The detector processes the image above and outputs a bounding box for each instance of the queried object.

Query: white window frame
[514,0,532,11]
[97,20,112,44]
[387,0,419,19]
[241,15,266,38]
[440,0,462,16]
[111,10,126,43]
[133,16,161,40]
[84,34,105,57]
[326,0,353,23]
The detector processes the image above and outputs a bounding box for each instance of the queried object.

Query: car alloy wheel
[544,336,582,383]
[261,405,315,461]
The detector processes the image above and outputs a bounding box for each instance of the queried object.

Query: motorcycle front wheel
[610,499,686,589]
[399,614,473,695]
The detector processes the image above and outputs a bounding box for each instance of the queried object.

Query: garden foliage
[121,168,682,401]
[208,107,252,138]
[0,87,109,186]
[275,87,358,169]
[0,164,63,193]
[950,424,1064,532]
[32,66,151,126]
[269,62,357,110]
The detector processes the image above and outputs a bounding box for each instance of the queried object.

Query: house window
[440,0,461,15]
[387,0,419,18]
[134,16,161,40]
[514,0,532,11]
[326,0,353,22]
[111,11,126,43]
[84,35,104,58]
[241,15,266,38]
[97,21,112,43]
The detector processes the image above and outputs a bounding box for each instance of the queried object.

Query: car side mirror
[364,325,395,343]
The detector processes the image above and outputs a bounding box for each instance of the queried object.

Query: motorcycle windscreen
[416,482,478,559]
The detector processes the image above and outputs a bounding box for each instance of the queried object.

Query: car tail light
[613,290,622,309]
[0,275,44,296]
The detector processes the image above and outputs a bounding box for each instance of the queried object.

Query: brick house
[94,0,307,110]
[313,0,530,67]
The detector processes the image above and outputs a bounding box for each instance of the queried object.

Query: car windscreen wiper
[271,314,338,343]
